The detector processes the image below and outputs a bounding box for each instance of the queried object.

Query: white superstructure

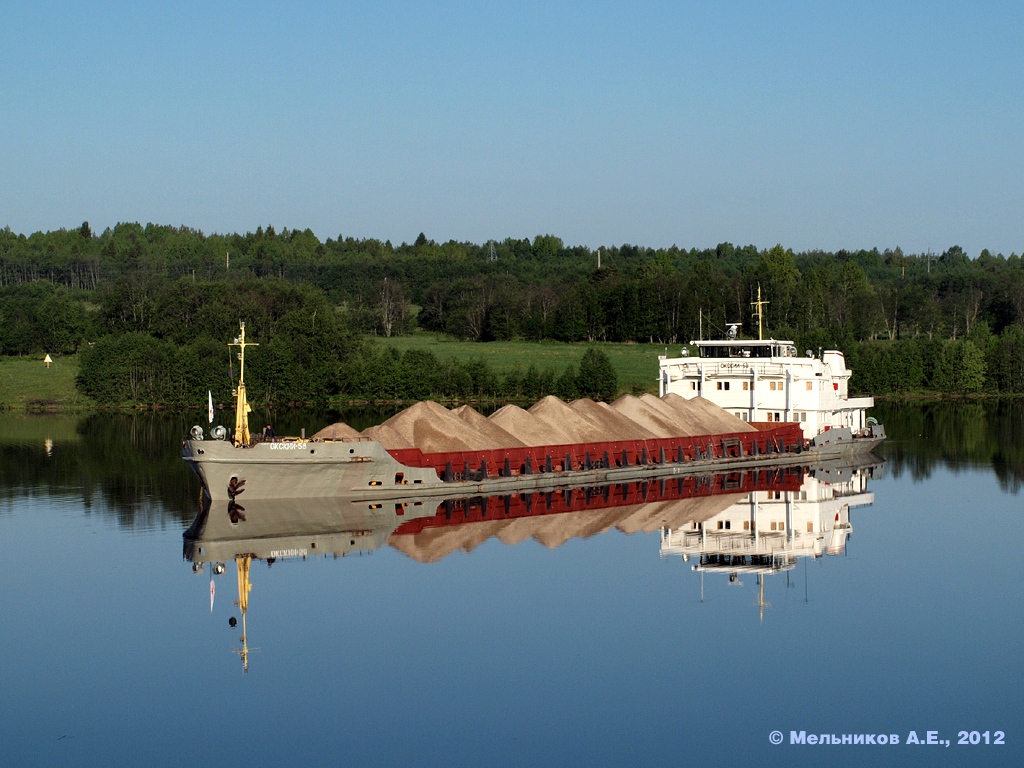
[658,338,874,440]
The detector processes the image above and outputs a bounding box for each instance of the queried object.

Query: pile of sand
[350,392,756,454]
[451,405,525,448]
[360,422,409,449]
[366,400,497,452]
[660,393,757,434]
[488,403,576,446]
[311,422,362,440]
[654,394,722,434]
[528,395,608,443]
[643,394,711,434]
[610,394,690,437]
[569,398,656,440]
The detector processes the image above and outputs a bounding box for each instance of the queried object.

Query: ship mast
[757,573,771,622]
[228,322,258,447]
[750,285,769,341]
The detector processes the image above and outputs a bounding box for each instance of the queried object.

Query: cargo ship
[182,323,884,502]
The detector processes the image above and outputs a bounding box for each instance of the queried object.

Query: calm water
[1,402,1022,767]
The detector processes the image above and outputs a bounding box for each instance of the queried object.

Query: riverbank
[4,347,1022,412]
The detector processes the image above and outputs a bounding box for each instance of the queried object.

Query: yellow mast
[234,555,253,673]
[756,574,772,623]
[228,322,258,447]
[750,285,769,341]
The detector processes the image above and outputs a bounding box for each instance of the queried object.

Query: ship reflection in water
[184,457,883,670]
[660,458,883,618]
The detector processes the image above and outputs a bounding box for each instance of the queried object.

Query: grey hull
[183,439,442,502]
[184,432,884,503]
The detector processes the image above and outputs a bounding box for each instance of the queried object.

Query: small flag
[208,391,214,424]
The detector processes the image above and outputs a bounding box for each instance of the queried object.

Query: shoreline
[5,390,1024,413]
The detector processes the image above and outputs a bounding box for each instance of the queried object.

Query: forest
[2,221,1023,404]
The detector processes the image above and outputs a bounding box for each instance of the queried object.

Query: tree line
[4,221,1024,401]
[76,330,618,406]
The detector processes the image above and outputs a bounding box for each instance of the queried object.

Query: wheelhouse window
[698,345,775,358]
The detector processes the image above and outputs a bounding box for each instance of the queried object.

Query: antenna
[750,285,769,340]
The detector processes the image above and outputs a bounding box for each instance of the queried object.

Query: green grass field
[365,332,672,393]
[0,337,670,410]
[0,355,94,410]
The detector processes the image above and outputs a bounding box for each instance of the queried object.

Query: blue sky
[2,1,1022,255]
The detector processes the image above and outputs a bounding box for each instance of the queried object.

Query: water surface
[1,403,1020,766]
